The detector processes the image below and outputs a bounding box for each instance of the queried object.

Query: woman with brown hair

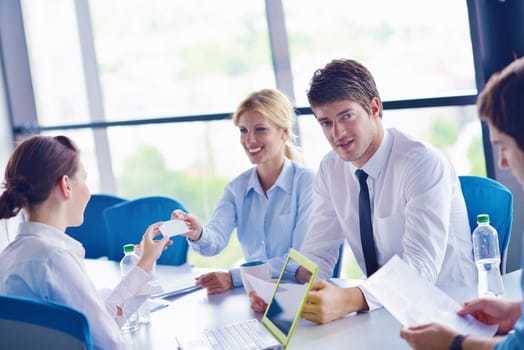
[0,135,171,350]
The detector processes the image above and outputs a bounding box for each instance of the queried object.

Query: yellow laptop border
[261,248,318,348]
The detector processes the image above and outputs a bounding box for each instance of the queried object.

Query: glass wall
[18,0,483,276]
[90,0,273,119]
[0,58,12,175]
[21,0,90,125]
[284,0,476,106]
[0,56,15,251]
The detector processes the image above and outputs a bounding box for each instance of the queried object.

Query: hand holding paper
[169,210,203,241]
[159,219,190,237]
[245,274,278,303]
[364,255,497,337]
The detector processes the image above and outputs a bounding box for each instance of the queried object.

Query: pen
[150,303,170,313]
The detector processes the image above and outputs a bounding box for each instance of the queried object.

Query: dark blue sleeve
[494,262,524,350]
[494,315,524,350]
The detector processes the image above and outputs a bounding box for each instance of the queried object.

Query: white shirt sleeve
[300,160,346,280]
[43,250,128,350]
[105,265,153,326]
[189,183,237,256]
[390,148,453,285]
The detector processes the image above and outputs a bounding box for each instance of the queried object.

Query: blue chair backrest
[459,176,513,271]
[104,195,189,265]
[66,194,127,258]
[0,295,92,350]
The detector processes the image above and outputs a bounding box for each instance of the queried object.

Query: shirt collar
[246,158,293,196]
[17,221,86,258]
[349,128,393,180]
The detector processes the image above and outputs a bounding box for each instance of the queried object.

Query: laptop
[175,248,318,350]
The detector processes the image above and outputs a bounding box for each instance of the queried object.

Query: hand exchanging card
[158,219,190,238]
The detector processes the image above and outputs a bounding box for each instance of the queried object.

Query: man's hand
[301,280,367,324]
[249,290,268,313]
[400,323,458,350]
[171,209,203,241]
[459,298,522,334]
[195,271,233,295]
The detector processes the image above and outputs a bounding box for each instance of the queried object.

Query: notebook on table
[175,248,318,350]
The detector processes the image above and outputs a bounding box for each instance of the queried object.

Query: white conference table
[86,259,522,350]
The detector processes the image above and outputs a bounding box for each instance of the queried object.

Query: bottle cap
[477,214,490,223]
[123,244,135,253]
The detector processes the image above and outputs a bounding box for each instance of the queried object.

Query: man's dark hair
[477,57,524,151]
[307,58,383,118]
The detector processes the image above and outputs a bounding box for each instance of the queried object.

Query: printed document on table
[364,255,497,337]
[151,271,202,299]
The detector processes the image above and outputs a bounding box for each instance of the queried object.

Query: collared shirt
[0,222,152,350]
[300,128,477,309]
[189,158,315,286]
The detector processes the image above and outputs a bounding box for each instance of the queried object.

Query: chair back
[66,194,127,258]
[104,195,189,265]
[459,175,513,272]
[0,295,92,350]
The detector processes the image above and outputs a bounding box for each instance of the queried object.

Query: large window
[21,0,89,125]
[0,58,12,173]
[15,1,484,275]
[105,121,247,219]
[0,59,14,251]
[90,0,273,119]
[284,0,475,106]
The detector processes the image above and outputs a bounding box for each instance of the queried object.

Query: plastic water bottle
[119,244,140,332]
[472,214,504,298]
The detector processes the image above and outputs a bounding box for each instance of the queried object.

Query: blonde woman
[173,89,315,294]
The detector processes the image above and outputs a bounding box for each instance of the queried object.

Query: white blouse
[0,221,152,350]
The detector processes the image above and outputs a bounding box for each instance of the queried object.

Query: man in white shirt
[295,58,477,324]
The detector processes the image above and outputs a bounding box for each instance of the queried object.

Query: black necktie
[355,169,379,277]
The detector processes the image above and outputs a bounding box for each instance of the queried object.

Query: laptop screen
[262,249,318,348]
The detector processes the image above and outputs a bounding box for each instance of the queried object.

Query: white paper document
[364,255,497,337]
[245,274,304,305]
[159,219,189,237]
[151,272,202,299]
[245,274,278,303]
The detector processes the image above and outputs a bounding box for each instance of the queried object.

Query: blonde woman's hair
[232,89,303,162]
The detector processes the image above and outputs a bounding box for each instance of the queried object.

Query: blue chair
[66,194,127,259]
[104,195,189,265]
[459,175,513,273]
[0,295,92,350]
